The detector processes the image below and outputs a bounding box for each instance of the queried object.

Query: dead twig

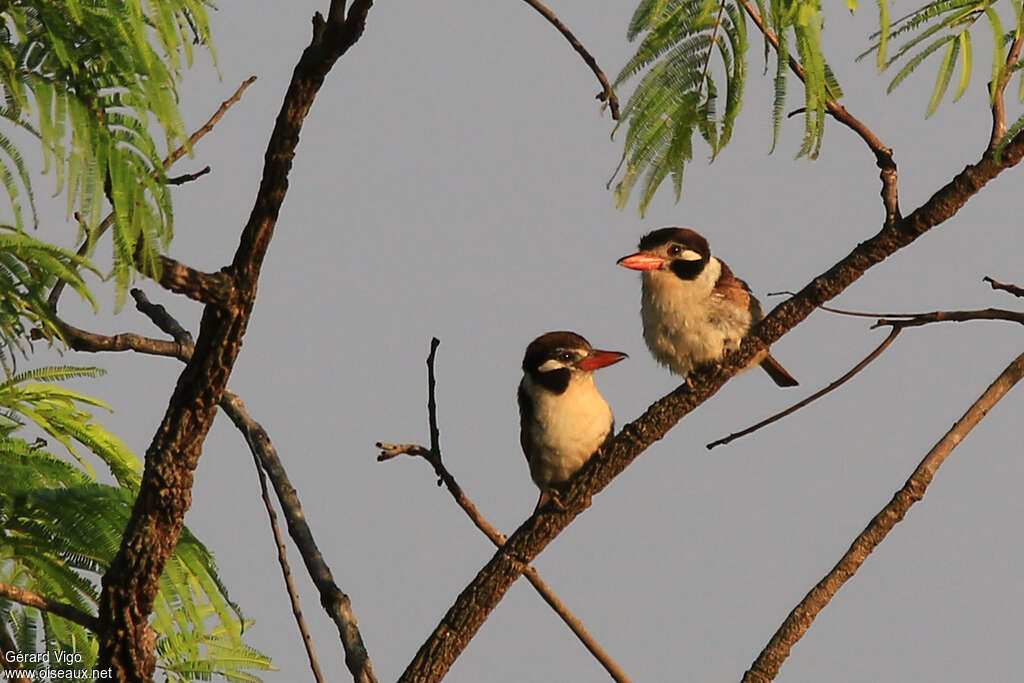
[248,428,326,683]
[743,350,1024,682]
[707,327,901,450]
[378,338,631,683]
[983,276,1024,299]
[165,166,212,185]
[520,0,619,119]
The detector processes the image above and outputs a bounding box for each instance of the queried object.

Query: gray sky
[42,2,1024,681]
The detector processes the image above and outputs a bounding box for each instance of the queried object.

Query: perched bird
[617,227,798,387]
[518,331,627,510]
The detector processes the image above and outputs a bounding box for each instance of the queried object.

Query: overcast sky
[40,2,1024,681]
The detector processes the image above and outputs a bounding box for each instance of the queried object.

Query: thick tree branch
[520,0,619,119]
[0,582,97,631]
[742,349,1024,682]
[398,121,1024,683]
[96,5,377,680]
[154,255,234,306]
[377,339,631,682]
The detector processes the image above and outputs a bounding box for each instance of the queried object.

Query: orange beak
[616,251,666,271]
[577,349,628,371]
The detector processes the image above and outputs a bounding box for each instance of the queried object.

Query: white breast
[523,374,613,488]
[639,258,752,376]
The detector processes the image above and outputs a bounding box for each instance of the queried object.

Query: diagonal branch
[96,5,378,679]
[127,288,375,683]
[707,326,902,450]
[520,0,619,119]
[377,338,631,682]
[710,303,1024,449]
[982,276,1024,299]
[742,349,1024,682]
[247,420,326,683]
[398,115,1024,683]
[0,582,97,631]
[154,255,234,305]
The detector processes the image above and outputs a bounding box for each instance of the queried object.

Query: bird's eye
[559,352,574,362]
[668,245,682,257]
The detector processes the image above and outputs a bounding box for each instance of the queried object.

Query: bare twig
[0,583,97,631]
[743,350,1024,682]
[249,431,326,683]
[707,327,901,450]
[983,276,1024,298]
[989,33,1024,149]
[710,304,1024,448]
[520,0,620,119]
[873,308,1024,330]
[127,288,374,683]
[740,2,900,225]
[165,166,212,185]
[378,339,631,682]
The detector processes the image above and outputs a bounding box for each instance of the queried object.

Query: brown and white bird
[518,331,627,509]
[617,227,797,387]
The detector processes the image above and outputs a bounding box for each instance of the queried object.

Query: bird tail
[759,354,798,387]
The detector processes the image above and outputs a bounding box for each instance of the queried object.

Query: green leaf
[926,34,961,116]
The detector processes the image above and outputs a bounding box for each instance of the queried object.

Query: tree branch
[0,583,97,631]
[742,349,1024,682]
[125,288,376,683]
[741,2,899,224]
[982,276,1024,299]
[47,77,256,310]
[96,5,377,679]
[872,308,1024,330]
[153,255,235,306]
[377,339,631,682]
[988,32,1024,150]
[398,118,1024,683]
[520,0,619,119]
[249,429,326,683]
[707,327,902,450]
[164,166,211,185]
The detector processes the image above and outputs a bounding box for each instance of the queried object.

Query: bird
[518,331,628,510]
[616,227,798,387]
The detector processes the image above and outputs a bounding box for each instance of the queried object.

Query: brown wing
[717,262,798,386]
[517,382,534,463]
[713,260,762,321]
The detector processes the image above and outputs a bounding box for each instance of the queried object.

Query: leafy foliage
[0,225,98,373]
[0,1,215,302]
[613,1,839,214]
[860,1,1024,122]
[612,0,748,215]
[0,384,275,681]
